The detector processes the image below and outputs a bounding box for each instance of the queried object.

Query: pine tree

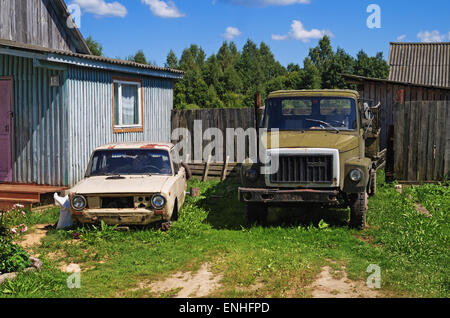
[165,50,178,69]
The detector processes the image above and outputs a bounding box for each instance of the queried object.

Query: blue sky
[67,0,450,67]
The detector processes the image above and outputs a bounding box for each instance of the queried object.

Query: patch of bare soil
[309,265,380,298]
[18,224,52,249]
[414,203,432,217]
[136,263,223,298]
[236,279,265,293]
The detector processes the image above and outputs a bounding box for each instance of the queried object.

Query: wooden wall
[394,101,449,182]
[171,108,256,163]
[0,0,76,52]
[356,81,450,150]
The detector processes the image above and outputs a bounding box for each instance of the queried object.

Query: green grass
[1,171,448,298]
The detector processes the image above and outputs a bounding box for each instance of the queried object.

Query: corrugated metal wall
[0,54,174,187]
[66,66,174,186]
[0,54,67,185]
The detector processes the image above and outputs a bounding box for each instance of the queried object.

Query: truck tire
[349,192,368,230]
[246,203,268,225]
[369,169,377,197]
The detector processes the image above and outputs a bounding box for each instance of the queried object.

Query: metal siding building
[65,66,175,186]
[0,43,182,187]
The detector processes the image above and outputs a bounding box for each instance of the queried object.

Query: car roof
[95,142,174,151]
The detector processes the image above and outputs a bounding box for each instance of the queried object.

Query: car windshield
[88,149,172,176]
[263,97,357,131]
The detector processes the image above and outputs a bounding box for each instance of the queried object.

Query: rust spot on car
[141,143,171,149]
[141,144,158,149]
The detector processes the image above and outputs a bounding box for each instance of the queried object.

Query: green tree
[301,58,321,89]
[354,50,389,79]
[127,50,149,65]
[86,36,103,56]
[165,50,179,69]
[287,63,301,73]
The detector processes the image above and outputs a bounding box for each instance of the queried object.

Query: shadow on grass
[201,178,349,230]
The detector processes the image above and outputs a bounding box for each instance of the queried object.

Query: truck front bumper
[238,188,340,204]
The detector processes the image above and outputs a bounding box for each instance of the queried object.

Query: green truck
[238,90,380,229]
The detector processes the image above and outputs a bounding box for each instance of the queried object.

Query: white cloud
[417,30,449,42]
[223,27,242,40]
[272,20,333,43]
[141,0,185,18]
[396,34,407,42]
[72,0,127,17]
[218,0,310,6]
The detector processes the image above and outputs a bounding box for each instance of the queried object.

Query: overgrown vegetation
[0,208,32,274]
[1,171,448,298]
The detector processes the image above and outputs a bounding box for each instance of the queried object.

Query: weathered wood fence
[171,108,257,164]
[394,101,450,182]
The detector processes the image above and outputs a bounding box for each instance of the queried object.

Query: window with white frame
[113,79,143,130]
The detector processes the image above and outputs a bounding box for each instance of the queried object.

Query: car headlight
[151,194,166,209]
[349,169,363,182]
[71,195,87,211]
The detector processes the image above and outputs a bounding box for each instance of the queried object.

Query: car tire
[246,203,268,225]
[369,169,377,197]
[171,202,179,221]
[349,192,368,230]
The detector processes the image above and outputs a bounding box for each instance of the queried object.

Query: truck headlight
[71,195,87,211]
[151,194,166,209]
[349,169,362,182]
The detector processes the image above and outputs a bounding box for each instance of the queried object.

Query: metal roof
[342,73,450,91]
[0,39,184,78]
[388,42,450,88]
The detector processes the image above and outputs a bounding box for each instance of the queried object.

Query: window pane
[121,84,139,125]
[114,83,119,125]
[282,99,312,115]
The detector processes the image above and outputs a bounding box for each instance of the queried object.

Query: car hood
[70,175,171,195]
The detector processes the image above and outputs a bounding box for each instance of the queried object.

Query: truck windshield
[88,149,172,176]
[263,97,357,132]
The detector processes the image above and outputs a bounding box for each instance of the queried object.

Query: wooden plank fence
[393,101,450,182]
[171,108,257,164]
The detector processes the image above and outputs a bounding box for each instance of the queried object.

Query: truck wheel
[349,192,368,230]
[369,169,377,197]
[246,203,268,225]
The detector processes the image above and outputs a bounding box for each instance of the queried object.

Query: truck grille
[270,155,333,183]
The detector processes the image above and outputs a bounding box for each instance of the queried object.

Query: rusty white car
[68,142,190,226]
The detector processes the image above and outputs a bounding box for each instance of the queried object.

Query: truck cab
[238,90,379,229]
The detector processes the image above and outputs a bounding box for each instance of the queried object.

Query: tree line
[86,36,389,109]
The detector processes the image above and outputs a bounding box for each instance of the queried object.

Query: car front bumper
[238,187,340,204]
[71,208,165,225]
